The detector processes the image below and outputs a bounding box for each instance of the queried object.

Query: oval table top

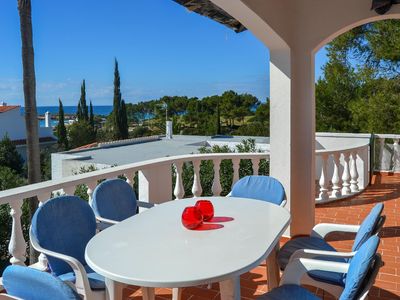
[85,197,291,288]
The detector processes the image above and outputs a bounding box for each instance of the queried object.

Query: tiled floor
[123,173,400,300]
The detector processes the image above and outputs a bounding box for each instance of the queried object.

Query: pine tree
[112,59,122,140]
[57,98,69,150]
[120,99,129,139]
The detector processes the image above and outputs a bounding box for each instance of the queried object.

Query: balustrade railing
[315,143,369,204]
[374,134,400,172]
[0,152,268,267]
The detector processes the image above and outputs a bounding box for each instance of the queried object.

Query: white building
[0,102,57,160]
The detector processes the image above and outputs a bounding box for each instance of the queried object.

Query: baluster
[212,159,222,196]
[36,194,50,270]
[252,158,260,175]
[350,152,359,193]
[379,138,386,171]
[174,162,184,199]
[9,199,26,266]
[232,158,240,188]
[341,152,351,195]
[86,181,97,206]
[393,139,400,172]
[192,160,202,197]
[125,173,134,187]
[318,154,329,201]
[331,153,342,198]
[63,186,76,196]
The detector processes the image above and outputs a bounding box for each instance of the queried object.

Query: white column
[9,199,26,266]
[350,152,359,193]
[318,154,329,201]
[331,153,342,198]
[139,164,172,205]
[341,152,351,195]
[270,48,315,236]
[174,162,185,200]
[212,159,222,196]
[192,160,202,197]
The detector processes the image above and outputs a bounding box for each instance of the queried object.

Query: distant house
[0,102,57,160]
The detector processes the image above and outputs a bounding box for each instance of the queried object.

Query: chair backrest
[31,196,96,276]
[230,175,286,206]
[351,203,384,252]
[340,236,380,300]
[92,178,137,222]
[3,265,80,300]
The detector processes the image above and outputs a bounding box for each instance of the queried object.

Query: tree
[17,0,41,263]
[77,80,88,121]
[89,100,94,130]
[68,121,96,149]
[56,98,68,150]
[112,59,123,140]
[0,134,24,174]
[120,100,129,139]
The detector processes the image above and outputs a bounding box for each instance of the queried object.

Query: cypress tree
[78,79,88,121]
[89,100,94,130]
[57,98,69,150]
[216,98,221,135]
[77,102,82,121]
[112,59,122,140]
[120,99,129,139]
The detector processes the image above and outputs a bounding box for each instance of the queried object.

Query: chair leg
[266,243,280,291]
[172,288,183,300]
[142,287,155,300]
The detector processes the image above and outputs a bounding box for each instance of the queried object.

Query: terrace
[2,0,400,299]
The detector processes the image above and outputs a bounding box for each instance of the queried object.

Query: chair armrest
[310,223,360,239]
[95,216,119,225]
[281,258,350,286]
[288,248,356,264]
[280,199,287,207]
[137,201,155,209]
[29,227,92,296]
[0,294,22,300]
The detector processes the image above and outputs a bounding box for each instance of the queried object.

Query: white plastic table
[85,197,291,300]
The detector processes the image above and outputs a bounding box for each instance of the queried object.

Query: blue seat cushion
[230,176,286,206]
[257,284,320,300]
[58,265,105,291]
[340,236,380,300]
[92,178,137,222]
[352,203,383,251]
[278,237,347,286]
[3,265,81,300]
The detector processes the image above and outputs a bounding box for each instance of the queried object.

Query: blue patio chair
[229,175,286,206]
[30,195,105,300]
[277,203,384,296]
[2,265,80,300]
[92,178,153,227]
[258,236,381,300]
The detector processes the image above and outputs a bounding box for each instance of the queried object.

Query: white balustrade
[341,152,352,196]
[174,162,185,199]
[331,153,342,198]
[191,160,203,197]
[9,199,26,266]
[212,159,222,196]
[232,158,240,188]
[350,152,359,193]
[86,181,98,205]
[318,154,329,201]
[252,158,260,175]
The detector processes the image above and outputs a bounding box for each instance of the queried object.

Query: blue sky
[0,0,328,106]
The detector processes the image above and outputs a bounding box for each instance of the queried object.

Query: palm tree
[17,0,41,263]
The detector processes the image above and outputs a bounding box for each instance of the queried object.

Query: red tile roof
[0,106,19,113]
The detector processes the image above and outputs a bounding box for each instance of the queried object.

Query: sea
[20,106,113,127]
